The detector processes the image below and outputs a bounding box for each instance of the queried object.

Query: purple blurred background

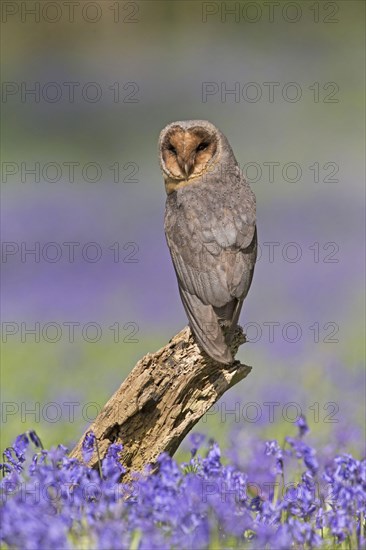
[1,1,365,453]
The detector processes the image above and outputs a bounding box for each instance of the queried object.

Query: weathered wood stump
[69,326,251,476]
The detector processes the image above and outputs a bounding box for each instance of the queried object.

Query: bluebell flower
[203,442,221,476]
[81,431,95,463]
[286,437,319,476]
[265,440,284,475]
[28,430,43,449]
[295,414,310,438]
[188,432,206,457]
[102,443,125,482]
[1,430,364,549]
[14,433,29,458]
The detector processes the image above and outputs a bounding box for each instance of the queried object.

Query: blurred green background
[1,1,365,461]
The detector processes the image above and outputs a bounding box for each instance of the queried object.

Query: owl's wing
[165,183,257,364]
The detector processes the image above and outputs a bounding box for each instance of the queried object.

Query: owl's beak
[177,156,194,178]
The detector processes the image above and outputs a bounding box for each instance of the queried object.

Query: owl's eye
[197,142,209,152]
[167,144,177,155]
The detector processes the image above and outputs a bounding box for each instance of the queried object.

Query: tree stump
[69,326,251,477]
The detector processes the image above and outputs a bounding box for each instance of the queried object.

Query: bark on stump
[69,326,251,477]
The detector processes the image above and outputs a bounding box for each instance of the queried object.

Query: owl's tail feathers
[178,288,233,364]
[225,298,244,345]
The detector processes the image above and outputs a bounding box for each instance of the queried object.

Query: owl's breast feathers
[164,172,257,364]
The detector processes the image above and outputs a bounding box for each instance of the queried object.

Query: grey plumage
[159,120,257,364]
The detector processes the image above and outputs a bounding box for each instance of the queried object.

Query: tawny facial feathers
[161,126,218,190]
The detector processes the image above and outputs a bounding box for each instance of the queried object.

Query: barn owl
[159,120,257,364]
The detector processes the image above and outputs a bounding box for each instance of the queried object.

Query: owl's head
[159,120,223,193]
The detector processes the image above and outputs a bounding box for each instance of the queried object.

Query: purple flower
[188,432,206,457]
[2,448,23,473]
[265,440,284,476]
[28,430,43,449]
[1,429,364,550]
[328,509,352,542]
[265,440,280,456]
[13,433,29,462]
[295,415,309,438]
[203,442,221,476]
[81,431,96,463]
[102,443,125,481]
[288,517,321,547]
[286,437,319,476]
